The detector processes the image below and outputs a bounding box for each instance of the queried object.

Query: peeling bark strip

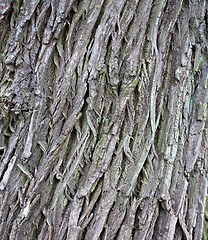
[0,0,208,239]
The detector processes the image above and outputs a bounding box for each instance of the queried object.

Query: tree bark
[0,0,208,239]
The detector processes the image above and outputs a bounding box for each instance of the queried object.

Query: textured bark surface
[0,0,208,239]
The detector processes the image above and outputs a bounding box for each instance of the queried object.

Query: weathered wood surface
[0,0,208,239]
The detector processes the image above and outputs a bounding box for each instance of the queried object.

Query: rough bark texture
[0,0,208,239]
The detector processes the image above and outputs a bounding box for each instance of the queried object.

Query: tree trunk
[0,0,208,239]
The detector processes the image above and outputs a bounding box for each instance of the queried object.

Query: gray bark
[0,0,208,239]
